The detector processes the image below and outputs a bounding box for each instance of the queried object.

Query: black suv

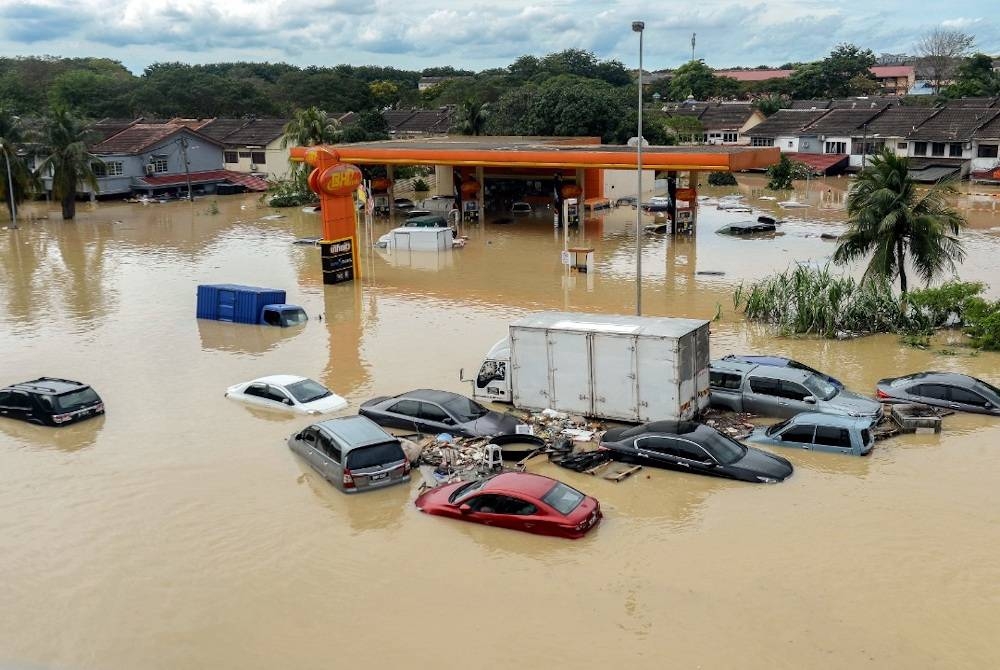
[0,378,105,426]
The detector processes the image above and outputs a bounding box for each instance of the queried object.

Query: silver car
[748,413,876,456]
[288,416,410,493]
[709,359,882,420]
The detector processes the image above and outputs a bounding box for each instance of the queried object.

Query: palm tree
[833,149,966,294]
[281,107,341,148]
[0,107,35,228]
[452,100,490,136]
[37,106,100,220]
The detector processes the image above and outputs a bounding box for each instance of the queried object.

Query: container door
[217,289,236,322]
[548,330,592,415]
[510,328,550,411]
[636,336,680,421]
[591,334,637,421]
[693,325,711,413]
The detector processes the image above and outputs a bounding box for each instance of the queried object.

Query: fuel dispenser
[562,198,580,227]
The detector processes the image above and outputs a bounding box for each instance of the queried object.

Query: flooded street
[2,178,1000,669]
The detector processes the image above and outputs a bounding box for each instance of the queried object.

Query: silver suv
[288,416,410,493]
[709,359,881,420]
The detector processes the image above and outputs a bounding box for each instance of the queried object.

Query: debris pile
[700,408,755,439]
[507,408,607,444]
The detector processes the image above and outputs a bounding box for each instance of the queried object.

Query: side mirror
[459,503,472,514]
[283,398,292,405]
[441,417,455,425]
[803,395,817,404]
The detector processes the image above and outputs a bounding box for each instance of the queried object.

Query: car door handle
[524,523,534,529]
[676,461,690,467]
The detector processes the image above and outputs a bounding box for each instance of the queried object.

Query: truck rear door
[548,330,591,416]
[510,328,550,411]
[636,335,679,422]
[592,334,637,421]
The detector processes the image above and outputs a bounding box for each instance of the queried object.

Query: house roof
[91,123,222,154]
[715,69,794,82]
[801,108,885,136]
[871,65,914,78]
[697,103,758,130]
[972,112,1000,139]
[789,99,831,110]
[785,152,849,175]
[747,109,829,137]
[858,107,939,137]
[907,108,1000,141]
[197,118,251,141]
[942,97,997,108]
[385,108,454,134]
[221,118,289,146]
[828,97,899,110]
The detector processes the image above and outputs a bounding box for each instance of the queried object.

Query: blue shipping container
[196,284,287,324]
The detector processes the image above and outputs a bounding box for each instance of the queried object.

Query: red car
[414,472,601,539]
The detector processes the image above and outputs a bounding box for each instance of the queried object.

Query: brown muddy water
[2,177,1000,669]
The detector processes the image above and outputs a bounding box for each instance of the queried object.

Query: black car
[876,372,1000,416]
[359,389,526,438]
[599,420,793,483]
[0,378,105,426]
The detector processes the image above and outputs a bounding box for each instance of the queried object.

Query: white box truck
[467,312,711,422]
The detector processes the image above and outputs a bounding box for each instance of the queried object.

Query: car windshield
[765,419,791,437]
[441,395,490,423]
[285,379,331,403]
[700,430,747,465]
[54,387,100,411]
[345,442,404,470]
[449,476,495,503]
[976,379,1000,398]
[542,482,585,515]
[803,374,838,401]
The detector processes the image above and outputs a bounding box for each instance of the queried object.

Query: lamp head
[632,21,645,32]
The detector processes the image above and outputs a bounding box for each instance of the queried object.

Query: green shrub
[412,177,430,192]
[707,172,737,186]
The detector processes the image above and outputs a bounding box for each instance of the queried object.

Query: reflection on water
[2,186,1000,669]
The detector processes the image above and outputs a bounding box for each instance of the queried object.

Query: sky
[0,0,997,75]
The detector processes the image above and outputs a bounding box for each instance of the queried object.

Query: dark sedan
[876,372,1000,416]
[599,420,793,483]
[359,389,527,437]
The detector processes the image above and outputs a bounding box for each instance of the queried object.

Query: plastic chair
[481,444,503,473]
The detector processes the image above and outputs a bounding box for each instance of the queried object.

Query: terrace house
[697,103,765,145]
[745,109,829,151]
[905,107,1000,179]
[847,107,939,168]
[200,118,294,180]
[799,108,886,161]
[971,113,1000,174]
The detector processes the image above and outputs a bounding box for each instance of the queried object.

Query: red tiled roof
[137,170,268,191]
[715,69,794,82]
[93,123,183,153]
[785,152,849,175]
[871,66,914,78]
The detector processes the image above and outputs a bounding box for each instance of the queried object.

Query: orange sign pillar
[290,146,363,284]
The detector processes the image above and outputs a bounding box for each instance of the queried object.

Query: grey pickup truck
[709,358,882,420]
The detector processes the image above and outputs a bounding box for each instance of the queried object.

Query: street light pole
[633,20,645,316]
[0,143,17,230]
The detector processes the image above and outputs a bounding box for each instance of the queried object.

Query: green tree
[339,110,390,143]
[281,107,341,148]
[452,100,490,135]
[37,106,100,220]
[0,107,35,227]
[821,44,876,97]
[524,76,627,142]
[945,54,1000,98]
[485,86,537,135]
[766,154,810,190]
[663,115,704,143]
[753,94,789,117]
[368,80,400,109]
[915,28,975,94]
[833,149,966,294]
[667,60,719,101]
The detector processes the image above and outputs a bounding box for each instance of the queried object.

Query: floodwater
[2,177,1000,669]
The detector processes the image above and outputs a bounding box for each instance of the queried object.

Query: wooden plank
[583,461,612,476]
[603,464,643,482]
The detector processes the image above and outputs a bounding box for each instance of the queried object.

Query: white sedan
[225,375,348,415]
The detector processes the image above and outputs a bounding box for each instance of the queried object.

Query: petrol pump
[562,198,580,227]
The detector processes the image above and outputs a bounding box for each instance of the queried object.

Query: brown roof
[715,69,794,82]
[221,118,289,146]
[789,99,831,110]
[802,108,885,136]
[198,118,252,141]
[697,103,758,130]
[747,109,829,137]
[385,108,454,134]
[828,97,899,110]
[907,108,1000,141]
[972,113,1000,140]
[858,107,939,138]
[92,123,222,154]
[943,97,998,109]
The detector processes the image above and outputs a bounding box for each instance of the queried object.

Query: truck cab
[260,304,308,327]
[471,338,512,403]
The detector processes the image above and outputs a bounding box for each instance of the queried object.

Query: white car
[225,375,348,415]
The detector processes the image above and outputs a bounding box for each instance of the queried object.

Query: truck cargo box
[196,284,287,324]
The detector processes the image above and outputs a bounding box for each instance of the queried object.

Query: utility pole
[691,33,696,62]
[1,143,17,229]
[180,137,193,201]
[861,123,869,170]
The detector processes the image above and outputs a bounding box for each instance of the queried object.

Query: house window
[978,144,999,158]
[751,137,773,147]
[931,142,945,157]
[238,151,251,158]
[897,142,908,150]
[787,141,793,148]
[913,142,927,155]
[824,141,846,154]
[153,158,169,173]
[92,162,106,177]
[250,151,266,165]
[224,151,238,163]
[723,132,738,143]
[949,143,963,157]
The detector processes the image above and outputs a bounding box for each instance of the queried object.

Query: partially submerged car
[876,372,1000,416]
[721,354,844,389]
[359,389,525,437]
[511,202,533,215]
[748,413,875,456]
[226,375,347,415]
[414,472,601,539]
[709,358,881,420]
[0,377,104,426]
[393,197,415,210]
[599,420,793,483]
[288,415,410,493]
[716,220,779,236]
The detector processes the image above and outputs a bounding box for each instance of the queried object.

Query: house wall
[223,137,294,181]
[971,139,1000,171]
[847,136,908,168]
[906,140,974,160]
[139,133,224,176]
[602,169,657,199]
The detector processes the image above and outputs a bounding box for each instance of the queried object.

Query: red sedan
[414,472,601,539]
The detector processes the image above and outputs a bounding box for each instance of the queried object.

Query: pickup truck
[708,358,881,420]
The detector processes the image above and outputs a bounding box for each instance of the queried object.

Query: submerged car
[721,354,844,389]
[599,420,793,483]
[709,358,880,420]
[414,472,601,539]
[0,377,104,427]
[359,389,525,437]
[393,197,415,210]
[226,375,348,415]
[748,413,875,456]
[288,415,410,493]
[876,372,1000,416]
[716,221,779,236]
[511,202,533,215]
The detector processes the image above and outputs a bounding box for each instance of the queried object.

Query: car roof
[316,416,395,449]
[616,420,703,439]
[890,371,1000,395]
[710,358,757,374]
[4,377,88,394]
[784,412,873,428]
[395,388,463,404]
[248,374,309,387]
[482,472,560,498]
[724,354,792,367]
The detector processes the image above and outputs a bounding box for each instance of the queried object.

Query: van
[288,416,410,493]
